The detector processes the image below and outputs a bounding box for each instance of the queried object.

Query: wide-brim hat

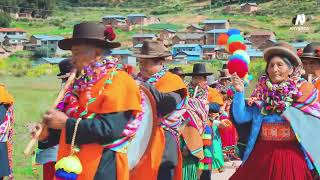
[170,67,185,76]
[300,42,320,60]
[58,22,121,50]
[57,59,73,79]
[264,46,301,67]
[134,40,171,59]
[184,63,213,76]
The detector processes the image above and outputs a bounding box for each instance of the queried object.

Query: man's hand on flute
[43,109,68,130]
[28,123,49,141]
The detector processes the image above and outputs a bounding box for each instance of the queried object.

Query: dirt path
[211,161,242,180]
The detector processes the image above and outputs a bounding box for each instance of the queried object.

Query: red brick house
[186,24,204,33]
[240,3,259,13]
[257,39,277,50]
[172,33,206,45]
[223,5,232,13]
[102,15,126,26]
[132,34,157,46]
[247,31,276,48]
[203,19,230,31]
[159,29,176,40]
[206,29,228,45]
[127,14,146,25]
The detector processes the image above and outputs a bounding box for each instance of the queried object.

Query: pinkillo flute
[23,69,77,156]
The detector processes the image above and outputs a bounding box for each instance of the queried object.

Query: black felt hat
[184,63,213,76]
[58,22,121,50]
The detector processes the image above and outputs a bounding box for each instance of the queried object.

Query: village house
[214,47,230,60]
[290,41,309,51]
[159,29,176,46]
[206,29,228,45]
[127,14,147,25]
[172,33,206,45]
[247,31,276,49]
[18,9,33,20]
[175,51,202,61]
[101,15,132,31]
[134,43,143,52]
[159,29,176,40]
[172,44,202,61]
[10,13,19,19]
[26,35,65,57]
[247,48,263,60]
[102,15,126,26]
[111,49,136,66]
[223,5,232,13]
[257,39,277,50]
[186,24,204,33]
[202,45,216,60]
[240,3,259,13]
[203,19,230,31]
[111,49,132,62]
[0,28,27,50]
[132,34,157,46]
[0,28,27,37]
[244,39,253,49]
[144,17,161,25]
[3,35,27,51]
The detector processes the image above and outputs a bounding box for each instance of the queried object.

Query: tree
[0,12,11,27]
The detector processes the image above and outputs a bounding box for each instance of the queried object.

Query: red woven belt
[260,123,296,141]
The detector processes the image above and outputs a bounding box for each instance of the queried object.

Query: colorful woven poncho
[0,85,14,179]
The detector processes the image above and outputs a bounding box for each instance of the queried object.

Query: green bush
[26,64,59,77]
[8,60,32,77]
[0,12,11,27]
[0,59,8,76]
[249,59,266,81]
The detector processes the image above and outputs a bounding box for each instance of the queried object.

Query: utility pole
[46,40,48,57]
[140,16,143,33]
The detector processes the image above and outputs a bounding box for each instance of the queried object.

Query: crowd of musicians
[1,22,320,180]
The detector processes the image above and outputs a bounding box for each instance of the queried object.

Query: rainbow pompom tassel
[55,155,82,180]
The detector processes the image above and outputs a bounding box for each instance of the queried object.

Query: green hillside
[2,0,319,47]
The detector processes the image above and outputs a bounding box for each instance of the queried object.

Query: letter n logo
[295,14,306,26]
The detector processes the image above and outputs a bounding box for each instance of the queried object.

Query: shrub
[26,64,59,77]
[0,59,8,76]
[8,60,32,77]
[0,12,11,27]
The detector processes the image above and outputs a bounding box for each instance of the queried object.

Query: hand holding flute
[24,69,77,156]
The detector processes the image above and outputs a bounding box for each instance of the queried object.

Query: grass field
[1,76,60,180]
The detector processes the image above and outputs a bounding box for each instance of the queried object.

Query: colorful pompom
[229,54,250,65]
[228,42,246,54]
[55,169,78,180]
[227,59,249,78]
[248,74,254,81]
[217,33,229,46]
[55,155,82,180]
[227,34,244,44]
[233,50,250,64]
[227,29,241,36]
[226,89,234,97]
